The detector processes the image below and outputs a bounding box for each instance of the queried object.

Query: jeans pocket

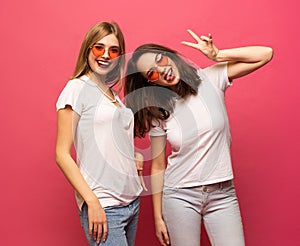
[163,187,178,197]
[222,183,237,197]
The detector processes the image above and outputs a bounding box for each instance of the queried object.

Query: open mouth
[97,60,111,68]
[164,68,175,81]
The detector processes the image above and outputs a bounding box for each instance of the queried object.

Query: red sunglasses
[91,44,120,59]
[146,53,169,82]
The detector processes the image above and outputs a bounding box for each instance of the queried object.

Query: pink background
[0,0,299,245]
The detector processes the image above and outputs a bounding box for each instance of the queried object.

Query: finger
[96,224,102,244]
[136,160,143,170]
[186,29,201,42]
[162,231,170,245]
[102,222,108,242]
[89,221,93,236]
[158,236,167,246]
[207,33,213,44]
[200,35,210,42]
[93,224,99,241]
[138,171,143,178]
[140,176,148,191]
[181,41,199,49]
[202,33,213,46]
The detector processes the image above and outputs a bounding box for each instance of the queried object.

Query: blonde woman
[55,22,143,246]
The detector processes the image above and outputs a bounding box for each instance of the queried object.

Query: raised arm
[181,29,273,80]
[55,106,107,244]
[150,135,170,246]
[215,46,273,80]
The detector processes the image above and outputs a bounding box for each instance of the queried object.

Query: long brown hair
[125,43,201,138]
[71,21,125,89]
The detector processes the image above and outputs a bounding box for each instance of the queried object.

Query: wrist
[85,194,99,206]
[154,213,164,221]
[214,49,223,62]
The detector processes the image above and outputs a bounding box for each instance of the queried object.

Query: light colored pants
[162,181,245,246]
[79,197,140,246]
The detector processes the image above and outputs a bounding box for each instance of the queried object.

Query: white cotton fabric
[56,75,142,209]
[149,62,234,188]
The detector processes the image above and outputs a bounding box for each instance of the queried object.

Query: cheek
[87,54,96,66]
[110,58,120,70]
[172,65,180,79]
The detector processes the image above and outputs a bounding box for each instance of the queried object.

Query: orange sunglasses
[91,44,120,59]
[146,53,169,82]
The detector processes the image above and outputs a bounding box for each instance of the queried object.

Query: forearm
[216,46,273,80]
[150,135,167,220]
[56,153,98,205]
[215,46,273,63]
[151,166,165,220]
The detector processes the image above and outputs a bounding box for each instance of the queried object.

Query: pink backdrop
[0,0,299,245]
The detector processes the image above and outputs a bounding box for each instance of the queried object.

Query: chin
[171,77,180,85]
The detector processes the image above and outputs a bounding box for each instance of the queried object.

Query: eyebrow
[94,42,120,48]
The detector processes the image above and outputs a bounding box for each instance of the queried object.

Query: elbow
[265,47,274,63]
[55,152,62,166]
[55,149,65,167]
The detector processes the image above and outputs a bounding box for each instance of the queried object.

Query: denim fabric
[162,181,245,246]
[79,198,140,246]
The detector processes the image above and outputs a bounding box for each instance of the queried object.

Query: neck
[87,72,106,86]
[86,72,118,104]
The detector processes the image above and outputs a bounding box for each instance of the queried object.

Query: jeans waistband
[200,180,233,193]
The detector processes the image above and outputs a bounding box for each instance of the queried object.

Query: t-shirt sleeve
[56,79,84,115]
[149,120,167,137]
[201,62,232,92]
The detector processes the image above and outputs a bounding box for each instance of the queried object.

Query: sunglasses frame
[147,53,169,82]
[90,44,121,59]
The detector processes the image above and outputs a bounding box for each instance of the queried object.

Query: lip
[97,59,112,68]
[163,67,175,81]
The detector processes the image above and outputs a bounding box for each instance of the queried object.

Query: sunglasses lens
[156,53,168,66]
[108,47,120,59]
[92,45,104,57]
[147,70,159,81]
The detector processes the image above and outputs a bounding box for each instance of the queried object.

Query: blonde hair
[71,21,125,90]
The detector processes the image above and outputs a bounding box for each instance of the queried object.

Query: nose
[156,65,166,75]
[101,48,110,59]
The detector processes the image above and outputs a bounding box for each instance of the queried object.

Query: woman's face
[87,33,120,77]
[136,52,180,89]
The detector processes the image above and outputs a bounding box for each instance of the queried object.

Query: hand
[181,29,219,61]
[135,152,148,191]
[87,200,108,244]
[155,218,170,246]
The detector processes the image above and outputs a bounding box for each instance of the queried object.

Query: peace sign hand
[181,29,219,61]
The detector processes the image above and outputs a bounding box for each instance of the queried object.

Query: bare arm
[135,152,147,191]
[215,46,273,80]
[55,106,107,243]
[181,29,273,80]
[150,136,170,246]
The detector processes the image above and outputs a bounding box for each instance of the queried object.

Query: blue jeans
[79,198,140,246]
[162,181,245,246]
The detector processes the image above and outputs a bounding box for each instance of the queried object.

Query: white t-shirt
[56,75,142,209]
[149,63,233,188]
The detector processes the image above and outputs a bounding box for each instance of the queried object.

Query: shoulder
[202,62,227,77]
[56,76,88,113]
[199,63,231,91]
[63,77,86,92]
